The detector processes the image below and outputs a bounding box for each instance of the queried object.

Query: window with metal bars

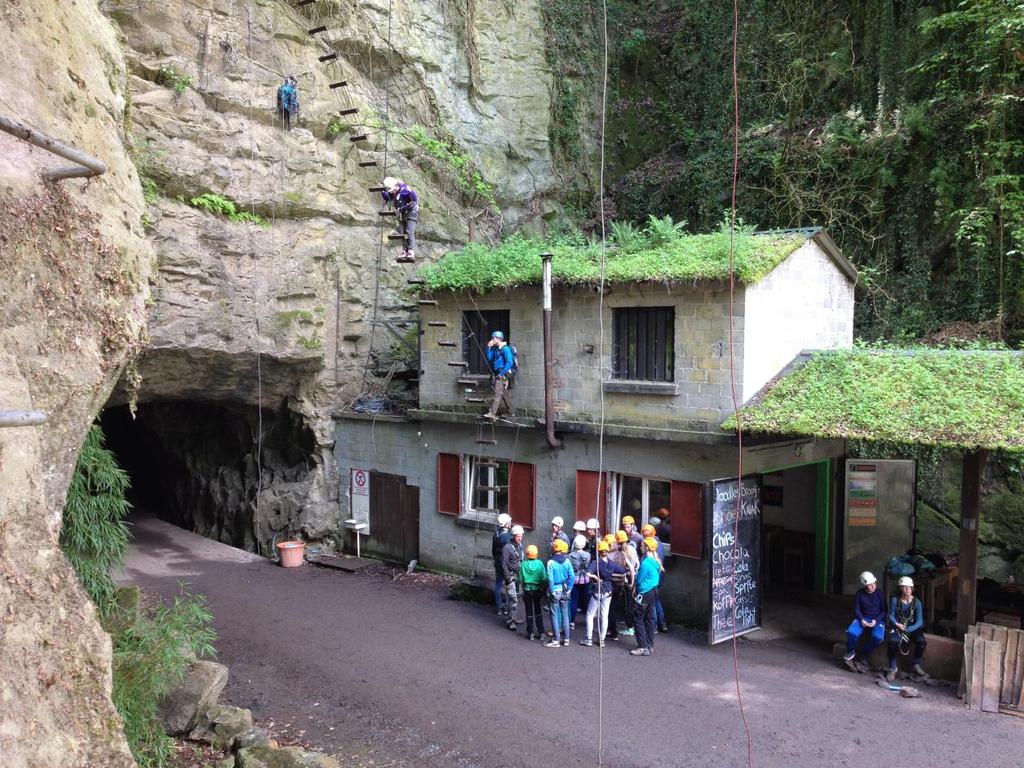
[462,310,510,375]
[611,307,674,381]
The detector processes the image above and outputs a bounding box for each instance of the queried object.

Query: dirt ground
[119,516,1024,768]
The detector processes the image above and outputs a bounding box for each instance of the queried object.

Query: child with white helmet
[842,571,886,673]
[491,513,513,616]
[886,576,927,680]
[585,518,600,558]
[568,534,592,631]
[550,516,571,556]
[501,525,525,631]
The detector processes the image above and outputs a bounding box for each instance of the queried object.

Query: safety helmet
[554,539,569,554]
[511,525,524,536]
[551,516,564,528]
[859,571,877,587]
[621,515,635,526]
[643,536,659,553]
[586,518,600,530]
[597,541,611,553]
[641,524,656,537]
[383,176,399,189]
[491,330,505,339]
[898,576,914,588]
[649,516,662,526]
[497,513,512,528]
[615,530,629,544]
[603,533,616,544]
[573,534,587,550]
[526,544,539,559]
[573,521,587,532]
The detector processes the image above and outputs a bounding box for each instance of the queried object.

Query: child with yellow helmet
[579,539,627,647]
[545,539,574,647]
[520,544,548,640]
[629,536,664,657]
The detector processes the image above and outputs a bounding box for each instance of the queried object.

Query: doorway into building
[363,472,419,564]
[761,461,833,595]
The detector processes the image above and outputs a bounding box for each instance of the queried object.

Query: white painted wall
[741,240,855,401]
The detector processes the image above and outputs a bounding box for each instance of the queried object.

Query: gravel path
[120,516,1023,767]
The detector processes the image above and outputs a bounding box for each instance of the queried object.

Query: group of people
[492,514,670,657]
[275,79,419,262]
[843,570,928,680]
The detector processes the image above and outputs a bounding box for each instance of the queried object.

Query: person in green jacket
[520,544,547,640]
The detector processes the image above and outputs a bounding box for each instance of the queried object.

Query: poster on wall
[842,459,915,594]
[708,476,762,645]
[350,467,370,536]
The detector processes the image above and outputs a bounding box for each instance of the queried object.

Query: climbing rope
[725,0,755,764]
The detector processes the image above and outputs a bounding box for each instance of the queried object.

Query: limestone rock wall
[97,0,561,544]
[0,0,154,764]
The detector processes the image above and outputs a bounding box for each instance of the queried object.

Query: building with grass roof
[333,226,868,634]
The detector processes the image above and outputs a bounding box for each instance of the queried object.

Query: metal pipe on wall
[541,252,562,449]
[0,411,47,428]
[0,116,107,181]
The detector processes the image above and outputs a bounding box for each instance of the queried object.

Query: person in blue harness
[843,571,886,672]
[276,75,298,130]
[381,177,419,262]
[886,576,927,681]
[483,330,514,421]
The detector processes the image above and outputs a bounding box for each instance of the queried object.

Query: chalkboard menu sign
[708,477,762,645]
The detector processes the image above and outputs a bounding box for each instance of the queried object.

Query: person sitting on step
[483,331,514,422]
[380,176,419,261]
[843,570,886,673]
[886,576,927,681]
[275,75,298,131]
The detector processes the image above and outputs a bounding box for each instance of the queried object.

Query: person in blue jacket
[483,330,514,421]
[630,536,663,656]
[545,539,575,647]
[843,570,886,672]
[276,75,298,130]
[886,576,927,681]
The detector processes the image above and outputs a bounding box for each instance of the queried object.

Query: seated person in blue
[887,575,926,681]
[843,570,886,672]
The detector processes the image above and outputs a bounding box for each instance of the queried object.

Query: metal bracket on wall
[0,116,106,181]
[370,319,418,356]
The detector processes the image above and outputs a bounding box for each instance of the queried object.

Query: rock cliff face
[98,0,561,549]
[0,1,152,764]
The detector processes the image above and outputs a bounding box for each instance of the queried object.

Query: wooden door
[368,472,420,563]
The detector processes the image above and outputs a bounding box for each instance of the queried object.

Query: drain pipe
[541,252,562,449]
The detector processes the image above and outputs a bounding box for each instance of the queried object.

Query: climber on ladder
[381,177,418,262]
[276,75,299,131]
[483,330,515,422]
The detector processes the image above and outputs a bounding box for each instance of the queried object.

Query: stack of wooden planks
[960,623,1024,715]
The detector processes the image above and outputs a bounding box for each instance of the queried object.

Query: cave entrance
[101,400,316,553]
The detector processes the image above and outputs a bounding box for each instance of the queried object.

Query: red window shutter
[437,453,461,515]
[575,470,609,531]
[670,480,704,559]
[508,462,535,529]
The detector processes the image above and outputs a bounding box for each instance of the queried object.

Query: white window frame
[461,455,509,522]
[609,472,670,530]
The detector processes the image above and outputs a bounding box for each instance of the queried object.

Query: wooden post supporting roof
[957,449,987,637]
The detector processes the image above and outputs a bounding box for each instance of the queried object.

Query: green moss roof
[420,229,807,294]
[729,349,1024,452]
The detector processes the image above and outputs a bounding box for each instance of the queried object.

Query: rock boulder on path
[157,659,229,735]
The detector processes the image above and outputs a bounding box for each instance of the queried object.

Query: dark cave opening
[101,400,317,552]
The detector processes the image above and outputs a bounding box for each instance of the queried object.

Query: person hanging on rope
[276,75,299,131]
[483,330,514,422]
[381,176,419,261]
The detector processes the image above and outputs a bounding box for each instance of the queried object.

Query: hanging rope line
[593,0,611,764]
[725,0,755,764]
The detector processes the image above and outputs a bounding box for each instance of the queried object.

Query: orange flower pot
[276,540,305,568]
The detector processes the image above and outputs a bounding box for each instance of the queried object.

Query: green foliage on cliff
[62,425,217,768]
[190,193,267,226]
[61,426,132,609]
[729,348,1024,451]
[421,216,804,292]
[552,0,1024,343]
[402,124,498,211]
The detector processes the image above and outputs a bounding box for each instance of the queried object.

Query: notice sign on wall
[847,463,878,527]
[708,477,762,645]
[350,467,370,535]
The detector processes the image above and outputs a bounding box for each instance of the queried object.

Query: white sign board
[350,468,370,535]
